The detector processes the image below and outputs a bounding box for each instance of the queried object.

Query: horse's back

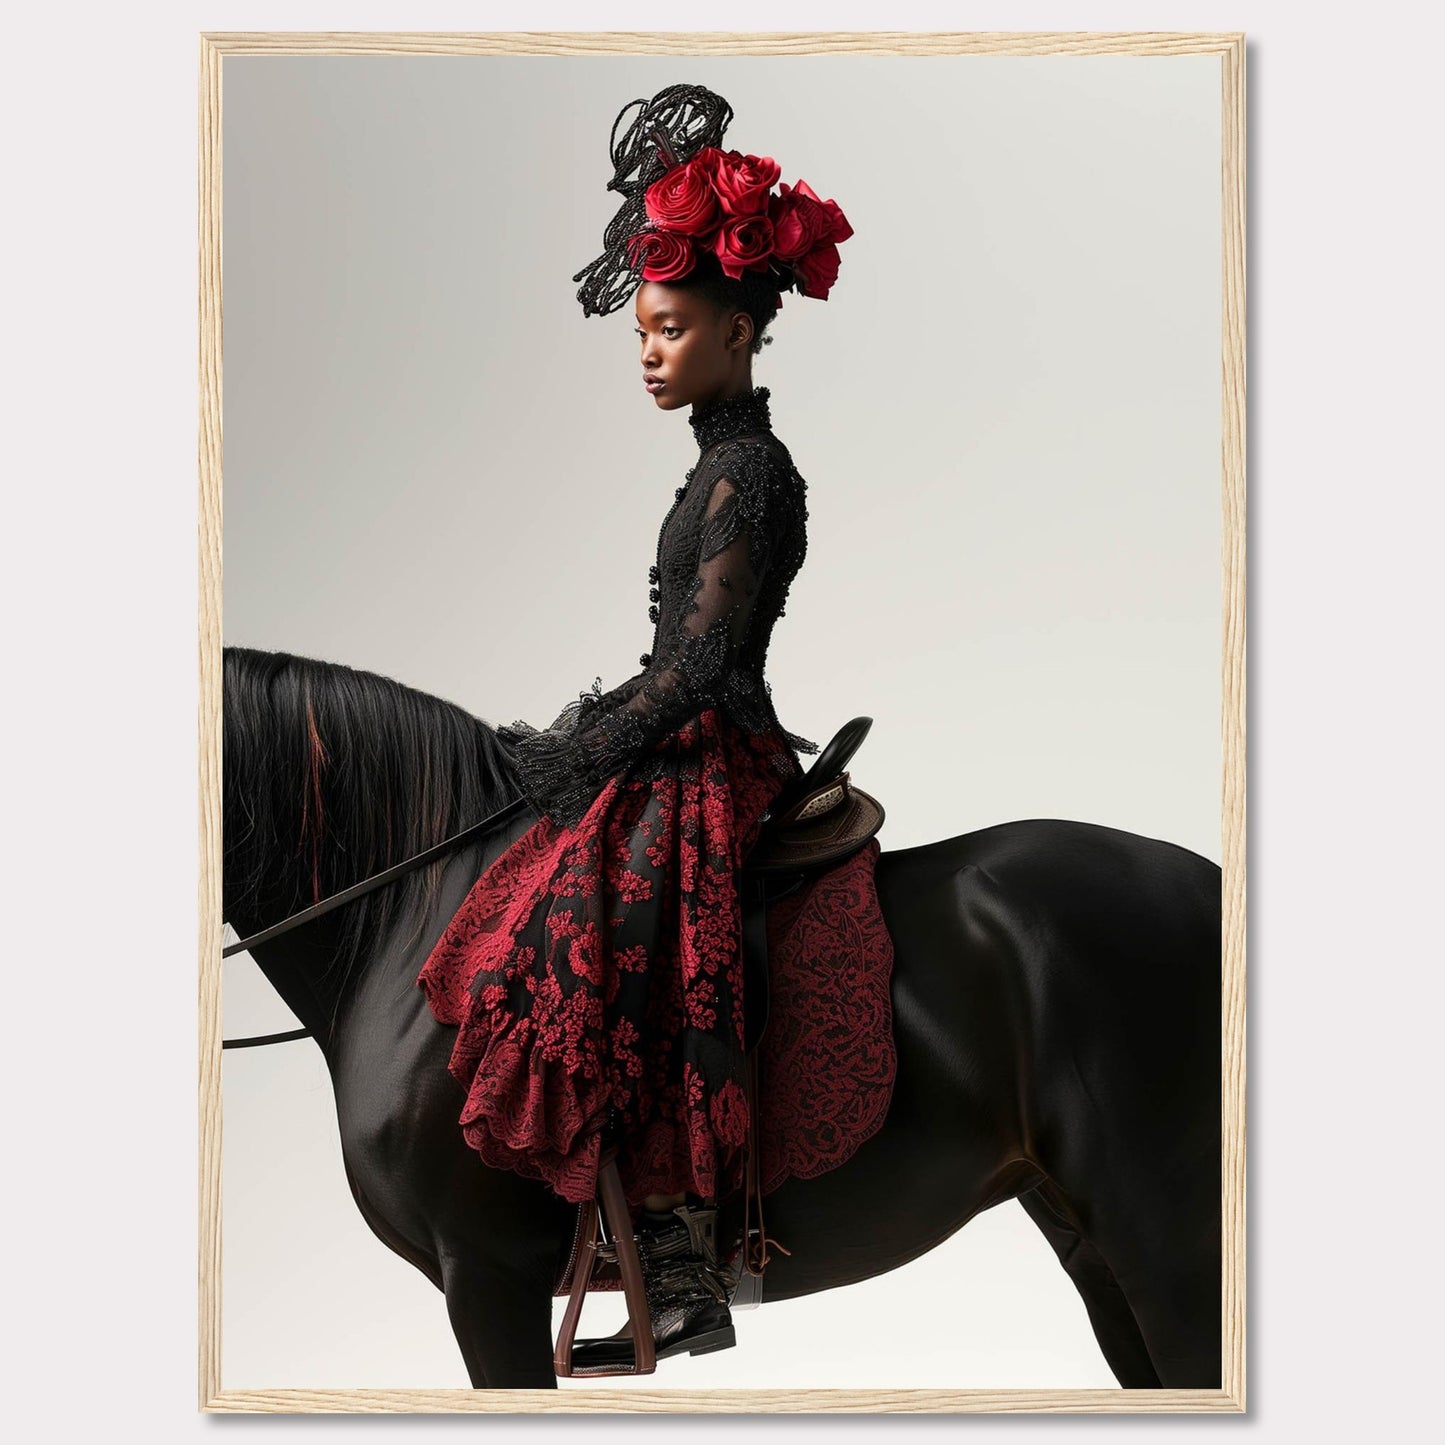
[871,815,1218,1197]
[879,815,1219,1037]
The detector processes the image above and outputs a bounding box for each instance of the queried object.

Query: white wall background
[11,0,1443,1438]
[219,51,1220,1390]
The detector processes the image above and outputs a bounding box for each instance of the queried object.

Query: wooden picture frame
[199,29,1245,1413]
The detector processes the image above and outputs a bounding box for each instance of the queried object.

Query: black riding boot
[571,1201,736,1370]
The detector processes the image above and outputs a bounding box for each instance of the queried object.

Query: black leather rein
[220,796,530,1050]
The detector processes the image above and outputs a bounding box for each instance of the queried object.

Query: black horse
[221,645,1222,1390]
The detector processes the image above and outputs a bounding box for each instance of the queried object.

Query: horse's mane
[222,646,520,1013]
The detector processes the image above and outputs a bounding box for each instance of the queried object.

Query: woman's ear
[727,311,755,352]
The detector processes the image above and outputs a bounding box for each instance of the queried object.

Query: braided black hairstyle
[573,80,789,350]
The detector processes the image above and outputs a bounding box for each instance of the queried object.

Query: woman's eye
[636,327,681,339]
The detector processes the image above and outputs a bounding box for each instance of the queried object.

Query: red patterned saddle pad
[754,836,895,1193]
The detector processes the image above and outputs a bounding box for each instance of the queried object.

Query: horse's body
[222,646,1221,1389]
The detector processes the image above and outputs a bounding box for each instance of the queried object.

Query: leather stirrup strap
[598,1157,657,1374]
[741,1050,791,1277]
[553,1194,600,1377]
[741,871,771,1052]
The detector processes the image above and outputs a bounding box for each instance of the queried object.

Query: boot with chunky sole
[570,1202,736,1372]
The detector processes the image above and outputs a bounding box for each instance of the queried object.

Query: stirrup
[553,1151,657,1378]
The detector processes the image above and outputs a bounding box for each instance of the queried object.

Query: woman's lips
[644,377,665,393]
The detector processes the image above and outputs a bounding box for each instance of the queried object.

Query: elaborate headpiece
[572,82,854,320]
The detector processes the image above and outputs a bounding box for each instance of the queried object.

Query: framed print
[200,29,1245,1413]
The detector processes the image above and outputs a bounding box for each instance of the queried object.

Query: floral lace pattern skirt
[416,707,798,1209]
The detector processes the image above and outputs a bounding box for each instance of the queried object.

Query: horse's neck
[233,908,353,1052]
[230,810,526,1059]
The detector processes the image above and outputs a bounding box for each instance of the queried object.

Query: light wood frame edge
[197,28,1248,1415]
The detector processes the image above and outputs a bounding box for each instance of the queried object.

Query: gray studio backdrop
[221,52,1221,1390]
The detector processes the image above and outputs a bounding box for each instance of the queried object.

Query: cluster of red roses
[626,145,854,303]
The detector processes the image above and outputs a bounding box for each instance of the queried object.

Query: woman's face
[635,281,753,413]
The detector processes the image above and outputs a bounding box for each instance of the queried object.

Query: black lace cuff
[497,673,655,829]
[497,721,598,830]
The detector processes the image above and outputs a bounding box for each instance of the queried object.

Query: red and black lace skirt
[415,707,798,1209]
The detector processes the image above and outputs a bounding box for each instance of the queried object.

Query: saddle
[554,717,885,1378]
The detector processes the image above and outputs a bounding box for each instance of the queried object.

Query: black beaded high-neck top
[499,383,818,829]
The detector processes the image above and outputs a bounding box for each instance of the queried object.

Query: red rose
[791,240,842,300]
[709,147,782,216]
[687,145,725,180]
[795,177,854,245]
[711,213,775,280]
[626,226,698,283]
[768,182,828,261]
[769,177,854,258]
[643,155,722,238]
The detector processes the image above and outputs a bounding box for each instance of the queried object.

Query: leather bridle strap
[222,1026,313,1050]
[220,795,530,1050]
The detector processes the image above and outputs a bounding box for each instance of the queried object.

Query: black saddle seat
[761,715,873,834]
[742,716,884,879]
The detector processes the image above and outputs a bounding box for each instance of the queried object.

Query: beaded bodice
[498,384,818,829]
[642,386,804,678]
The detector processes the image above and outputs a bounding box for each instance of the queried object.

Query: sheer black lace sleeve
[501,471,773,828]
